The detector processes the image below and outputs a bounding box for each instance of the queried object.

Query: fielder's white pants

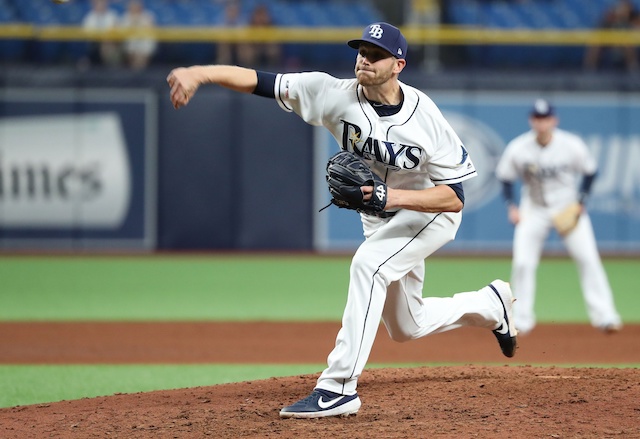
[511,201,621,334]
[316,209,506,396]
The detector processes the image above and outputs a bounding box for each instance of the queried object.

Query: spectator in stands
[82,0,122,67]
[216,2,281,68]
[583,0,639,72]
[120,0,157,70]
[241,3,282,68]
[215,0,250,66]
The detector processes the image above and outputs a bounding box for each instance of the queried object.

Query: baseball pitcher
[168,22,518,419]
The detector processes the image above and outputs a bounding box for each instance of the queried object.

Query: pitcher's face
[354,43,403,86]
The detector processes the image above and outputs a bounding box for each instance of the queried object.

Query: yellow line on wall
[0,25,639,46]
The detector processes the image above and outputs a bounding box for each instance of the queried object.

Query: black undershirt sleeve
[448,182,465,205]
[501,180,515,206]
[253,71,277,98]
[579,172,597,205]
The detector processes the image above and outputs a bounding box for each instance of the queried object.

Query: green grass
[0,255,638,322]
[2,362,638,409]
[0,364,325,409]
[0,255,350,321]
[0,254,637,409]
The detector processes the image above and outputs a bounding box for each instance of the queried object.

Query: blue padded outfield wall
[1,88,639,254]
[314,91,640,255]
[0,88,315,251]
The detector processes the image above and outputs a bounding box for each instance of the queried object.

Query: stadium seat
[448,2,485,26]
[482,2,524,29]
[0,1,16,22]
[153,4,179,27]
[443,0,640,69]
[55,2,90,25]
[269,2,298,27]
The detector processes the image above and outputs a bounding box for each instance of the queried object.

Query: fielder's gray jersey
[496,128,597,209]
[274,72,477,192]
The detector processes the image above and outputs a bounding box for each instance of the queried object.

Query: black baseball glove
[325,150,387,214]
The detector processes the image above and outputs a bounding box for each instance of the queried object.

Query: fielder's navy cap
[348,22,408,59]
[530,98,555,118]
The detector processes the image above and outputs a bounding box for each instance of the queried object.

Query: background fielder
[168,22,517,419]
[496,99,622,336]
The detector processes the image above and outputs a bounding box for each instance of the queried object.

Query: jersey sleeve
[495,142,519,182]
[274,72,334,126]
[572,134,597,175]
[427,127,478,185]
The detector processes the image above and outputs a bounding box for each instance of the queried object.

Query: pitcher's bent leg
[383,279,506,342]
[316,211,460,395]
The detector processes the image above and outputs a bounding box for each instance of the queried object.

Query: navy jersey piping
[432,170,477,183]
[385,89,419,138]
[275,74,293,112]
[355,85,374,144]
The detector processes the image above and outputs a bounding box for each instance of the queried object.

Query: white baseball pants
[510,202,621,334]
[316,209,506,396]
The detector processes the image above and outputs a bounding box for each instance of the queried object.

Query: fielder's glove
[325,150,387,215]
[552,202,582,236]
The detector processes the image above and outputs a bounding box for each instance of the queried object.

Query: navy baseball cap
[530,99,555,118]
[348,22,408,59]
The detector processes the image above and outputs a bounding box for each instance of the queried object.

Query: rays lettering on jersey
[341,120,421,170]
[523,163,571,180]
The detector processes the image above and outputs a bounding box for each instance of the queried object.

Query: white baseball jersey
[496,128,597,210]
[496,127,620,335]
[271,72,511,397]
[274,72,477,193]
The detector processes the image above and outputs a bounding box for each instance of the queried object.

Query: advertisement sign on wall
[0,89,157,250]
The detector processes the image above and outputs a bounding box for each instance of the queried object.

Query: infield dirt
[1,322,639,438]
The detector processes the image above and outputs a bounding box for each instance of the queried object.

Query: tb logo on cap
[368,24,384,39]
